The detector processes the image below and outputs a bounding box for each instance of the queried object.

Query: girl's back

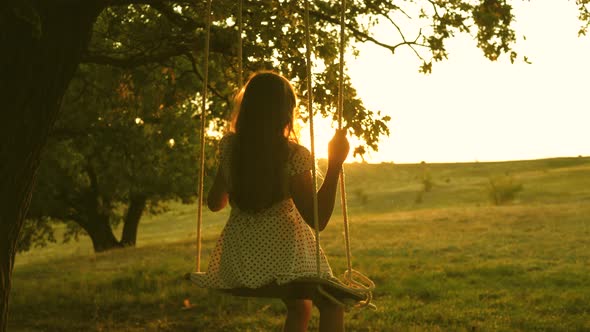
[196,70,350,331]
[197,132,334,289]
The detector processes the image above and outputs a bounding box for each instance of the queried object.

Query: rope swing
[237,0,244,89]
[303,0,375,310]
[191,0,375,310]
[303,0,322,280]
[195,0,213,273]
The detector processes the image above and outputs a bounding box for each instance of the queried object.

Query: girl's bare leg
[314,296,344,332]
[282,298,312,332]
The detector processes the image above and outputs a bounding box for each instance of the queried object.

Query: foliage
[487,174,524,205]
[16,218,56,253]
[81,0,549,147]
[85,2,394,150]
[24,60,212,250]
[577,0,590,36]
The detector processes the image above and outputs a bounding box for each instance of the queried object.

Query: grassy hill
[10,157,590,331]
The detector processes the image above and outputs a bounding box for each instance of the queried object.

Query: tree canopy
[23,60,211,252]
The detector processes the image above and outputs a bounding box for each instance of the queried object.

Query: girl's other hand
[328,129,350,168]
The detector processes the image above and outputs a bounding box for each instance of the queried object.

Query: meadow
[9,157,590,331]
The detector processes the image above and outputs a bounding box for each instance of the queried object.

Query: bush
[414,161,432,205]
[354,188,369,206]
[487,175,523,205]
[420,161,433,192]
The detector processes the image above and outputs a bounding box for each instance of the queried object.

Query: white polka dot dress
[192,134,334,290]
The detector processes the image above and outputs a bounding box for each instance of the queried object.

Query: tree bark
[120,194,147,247]
[0,4,100,331]
[78,164,123,252]
[78,215,123,252]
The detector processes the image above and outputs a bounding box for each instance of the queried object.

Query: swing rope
[237,0,243,89]
[303,0,322,278]
[335,0,374,296]
[337,0,353,282]
[304,0,375,309]
[195,0,213,273]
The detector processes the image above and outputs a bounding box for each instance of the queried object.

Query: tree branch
[185,52,231,105]
[49,128,89,140]
[46,0,193,7]
[98,0,194,7]
[381,14,426,59]
[303,8,427,55]
[82,44,190,67]
[82,25,236,68]
[149,2,201,31]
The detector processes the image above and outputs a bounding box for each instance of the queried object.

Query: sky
[302,1,590,164]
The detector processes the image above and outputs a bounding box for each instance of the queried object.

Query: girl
[198,71,350,332]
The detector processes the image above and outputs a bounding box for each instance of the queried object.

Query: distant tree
[420,161,433,193]
[23,61,208,252]
[487,174,524,205]
[3,1,589,330]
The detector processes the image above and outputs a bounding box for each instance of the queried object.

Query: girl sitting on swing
[197,70,350,332]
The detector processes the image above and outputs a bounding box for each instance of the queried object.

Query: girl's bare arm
[207,165,229,211]
[290,166,341,231]
[290,130,349,231]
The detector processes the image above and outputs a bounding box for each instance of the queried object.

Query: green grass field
[9,157,590,331]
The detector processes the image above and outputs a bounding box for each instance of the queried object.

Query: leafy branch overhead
[79,0,541,154]
[577,0,590,36]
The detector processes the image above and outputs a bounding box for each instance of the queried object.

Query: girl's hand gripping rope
[328,129,350,169]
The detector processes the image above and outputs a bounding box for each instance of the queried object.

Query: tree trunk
[80,163,123,252]
[79,215,123,253]
[0,4,100,331]
[121,194,147,247]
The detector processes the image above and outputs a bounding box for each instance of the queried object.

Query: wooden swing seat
[189,272,375,310]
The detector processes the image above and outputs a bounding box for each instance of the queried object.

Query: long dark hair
[229,71,298,212]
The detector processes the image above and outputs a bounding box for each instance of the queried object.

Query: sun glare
[298,116,331,161]
[298,116,366,163]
